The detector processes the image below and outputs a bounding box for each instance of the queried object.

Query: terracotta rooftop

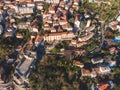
[98,83,109,90]
[109,47,116,52]
[82,68,91,75]
[35,35,43,42]
[73,60,84,66]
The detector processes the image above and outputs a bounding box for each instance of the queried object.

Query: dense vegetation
[29,1,120,90]
[30,55,82,90]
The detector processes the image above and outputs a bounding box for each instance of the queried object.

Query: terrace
[16,53,35,76]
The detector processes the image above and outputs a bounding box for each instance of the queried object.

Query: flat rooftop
[17,56,34,76]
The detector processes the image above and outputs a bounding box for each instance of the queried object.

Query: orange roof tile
[27,2,35,4]
[71,39,77,44]
[16,33,23,37]
[35,35,43,42]
[93,67,100,73]
[50,26,56,31]
[111,25,117,30]
[98,83,109,90]
[62,23,72,29]
[73,61,83,66]
[109,47,116,51]
[74,0,79,3]
[82,68,91,75]
[77,41,87,47]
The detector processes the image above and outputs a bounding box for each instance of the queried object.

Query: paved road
[87,21,105,54]
[97,21,105,51]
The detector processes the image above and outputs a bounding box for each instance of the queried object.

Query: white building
[74,15,80,28]
[18,7,33,14]
[46,0,60,4]
[94,65,111,74]
[27,2,35,8]
[13,51,36,89]
[117,15,120,22]
[33,0,44,2]
[99,66,111,74]
[44,31,75,42]
[91,57,104,64]
[86,19,91,28]
[81,68,97,78]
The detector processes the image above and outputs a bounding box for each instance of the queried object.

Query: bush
[51,47,60,54]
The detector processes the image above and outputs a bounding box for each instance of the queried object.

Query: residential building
[78,32,94,42]
[49,5,56,14]
[81,68,97,78]
[96,83,109,90]
[45,0,60,4]
[4,0,11,4]
[15,45,22,52]
[109,21,118,26]
[34,35,43,46]
[86,19,92,28]
[117,15,120,22]
[18,7,33,14]
[94,65,111,74]
[59,19,68,25]
[30,27,39,33]
[33,0,44,2]
[44,31,75,42]
[91,57,104,64]
[88,0,103,3]
[27,2,35,7]
[107,61,116,67]
[73,60,84,68]
[71,39,77,44]
[17,22,30,29]
[74,14,80,28]
[4,31,13,38]
[73,0,79,6]
[85,25,95,32]
[31,32,37,39]
[61,23,73,31]
[94,0,102,3]
[76,41,87,47]
[16,33,24,39]
[50,26,57,33]
[37,3,44,10]
[43,23,50,31]
[84,13,90,18]
[109,47,118,54]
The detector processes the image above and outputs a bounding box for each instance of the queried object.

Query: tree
[43,3,49,11]
[51,47,60,54]
[104,30,114,38]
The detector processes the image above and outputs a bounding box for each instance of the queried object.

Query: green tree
[51,47,60,54]
[43,3,49,11]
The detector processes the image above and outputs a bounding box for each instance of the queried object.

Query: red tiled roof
[82,68,91,75]
[35,35,43,42]
[98,83,109,90]
[109,47,116,52]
